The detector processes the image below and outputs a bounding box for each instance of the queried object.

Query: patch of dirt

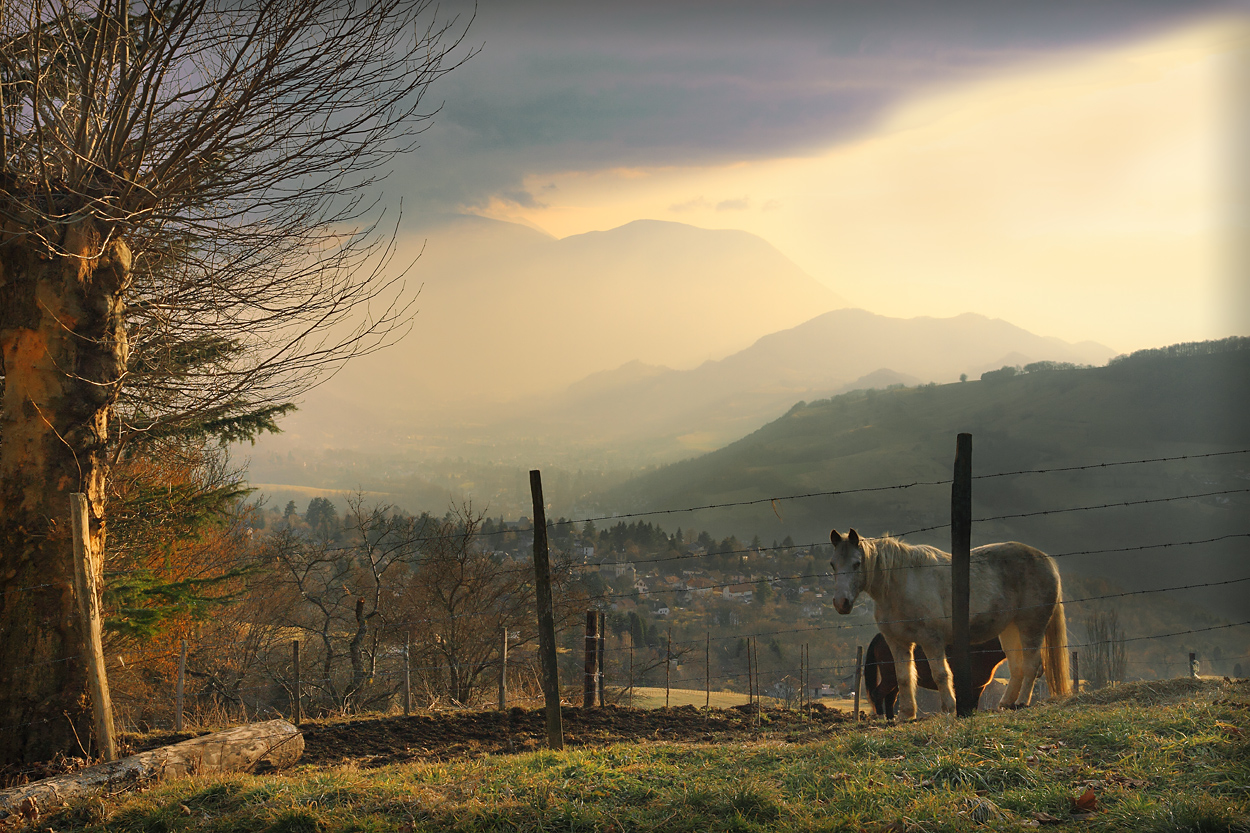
[296,703,859,768]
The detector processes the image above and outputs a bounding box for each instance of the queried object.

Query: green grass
[31,679,1250,832]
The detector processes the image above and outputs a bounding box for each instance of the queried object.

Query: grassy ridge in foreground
[36,679,1250,832]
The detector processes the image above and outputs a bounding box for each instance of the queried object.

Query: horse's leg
[886,638,918,720]
[1014,645,1045,706]
[917,635,956,713]
[996,623,1026,708]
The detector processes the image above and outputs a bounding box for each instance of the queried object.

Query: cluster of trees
[0,0,472,763]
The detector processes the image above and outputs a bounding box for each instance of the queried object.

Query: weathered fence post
[629,637,635,708]
[584,610,598,707]
[853,644,863,721]
[291,640,302,725]
[70,493,116,761]
[175,639,187,732]
[1072,651,1080,695]
[529,470,564,749]
[597,611,606,707]
[754,636,761,726]
[498,627,508,711]
[705,632,711,709]
[403,633,411,716]
[951,432,974,716]
[1190,652,1199,679]
[665,627,672,708]
[746,637,753,707]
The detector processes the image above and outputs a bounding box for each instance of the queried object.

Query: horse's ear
[848,528,861,547]
[830,529,842,544]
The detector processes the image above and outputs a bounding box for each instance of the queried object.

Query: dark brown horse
[864,632,1007,719]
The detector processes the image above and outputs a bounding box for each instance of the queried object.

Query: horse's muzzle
[833,598,853,615]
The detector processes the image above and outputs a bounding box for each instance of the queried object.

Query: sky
[391,0,1249,354]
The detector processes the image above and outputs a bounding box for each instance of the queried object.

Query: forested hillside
[603,339,1250,621]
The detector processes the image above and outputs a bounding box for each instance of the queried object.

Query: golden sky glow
[478,18,1247,354]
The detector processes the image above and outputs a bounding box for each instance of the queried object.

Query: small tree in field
[0,0,471,762]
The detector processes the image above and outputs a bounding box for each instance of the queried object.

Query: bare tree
[0,0,471,762]
[1083,608,1127,690]
[404,506,542,707]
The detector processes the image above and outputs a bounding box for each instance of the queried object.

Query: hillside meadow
[18,678,1249,832]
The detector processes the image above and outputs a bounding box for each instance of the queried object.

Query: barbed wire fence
[1,444,1247,749]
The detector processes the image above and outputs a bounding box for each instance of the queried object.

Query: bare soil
[295,703,859,768]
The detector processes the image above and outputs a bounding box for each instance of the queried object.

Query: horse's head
[829,528,867,614]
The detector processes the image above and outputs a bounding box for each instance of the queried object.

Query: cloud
[384,0,1237,214]
[500,189,546,208]
[716,197,752,212]
[669,197,712,212]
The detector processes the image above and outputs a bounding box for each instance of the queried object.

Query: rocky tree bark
[0,0,471,763]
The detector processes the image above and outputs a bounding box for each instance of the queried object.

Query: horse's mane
[864,535,949,594]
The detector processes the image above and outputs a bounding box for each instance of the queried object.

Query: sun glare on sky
[477,18,1247,354]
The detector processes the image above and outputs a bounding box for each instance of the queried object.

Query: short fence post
[705,631,711,710]
[1072,651,1080,695]
[597,611,606,707]
[665,627,672,708]
[746,637,753,707]
[498,627,508,711]
[175,639,187,732]
[629,637,635,708]
[584,610,597,708]
[70,493,116,761]
[1190,652,1199,679]
[853,645,864,721]
[753,636,760,726]
[404,633,412,716]
[798,644,804,712]
[292,640,302,725]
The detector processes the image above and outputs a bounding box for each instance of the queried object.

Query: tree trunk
[0,221,130,764]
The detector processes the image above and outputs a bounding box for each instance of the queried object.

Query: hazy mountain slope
[483,309,1114,459]
[313,215,847,406]
[598,343,1250,618]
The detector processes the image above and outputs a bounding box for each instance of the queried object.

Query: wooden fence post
[705,632,711,709]
[951,433,974,716]
[753,637,760,726]
[597,611,606,707]
[665,627,672,708]
[70,493,116,761]
[853,645,863,722]
[629,637,634,708]
[1190,652,1199,679]
[404,633,412,716]
[290,640,301,725]
[1072,651,1080,695]
[584,610,597,708]
[529,470,563,749]
[746,637,753,707]
[499,627,508,711]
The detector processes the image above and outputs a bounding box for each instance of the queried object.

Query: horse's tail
[863,634,884,700]
[1043,600,1071,697]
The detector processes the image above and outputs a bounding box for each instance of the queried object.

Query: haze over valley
[234,2,1248,659]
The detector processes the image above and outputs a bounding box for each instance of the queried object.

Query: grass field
[17,678,1250,832]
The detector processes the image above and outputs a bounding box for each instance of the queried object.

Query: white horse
[829,528,1070,720]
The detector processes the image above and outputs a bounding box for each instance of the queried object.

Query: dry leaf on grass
[1070,786,1099,816]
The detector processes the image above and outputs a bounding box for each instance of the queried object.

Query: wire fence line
[4,445,1246,740]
